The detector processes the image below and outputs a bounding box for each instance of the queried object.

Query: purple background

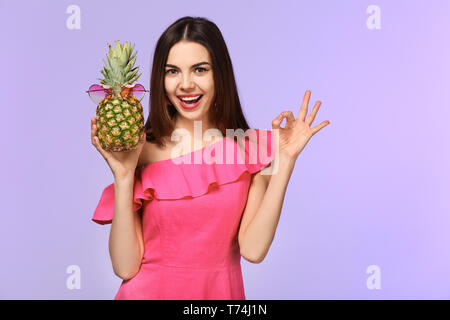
[1,0,450,299]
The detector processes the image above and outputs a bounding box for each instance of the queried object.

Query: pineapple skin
[95,94,144,152]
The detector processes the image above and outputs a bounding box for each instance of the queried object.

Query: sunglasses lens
[131,84,146,101]
[88,84,107,104]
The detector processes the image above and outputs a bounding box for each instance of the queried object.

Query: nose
[180,73,195,90]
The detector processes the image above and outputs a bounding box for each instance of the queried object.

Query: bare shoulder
[137,139,171,168]
[137,141,156,168]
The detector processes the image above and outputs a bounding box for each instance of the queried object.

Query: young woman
[90,16,329,300]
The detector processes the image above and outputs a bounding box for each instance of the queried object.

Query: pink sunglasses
[86,84,149,104]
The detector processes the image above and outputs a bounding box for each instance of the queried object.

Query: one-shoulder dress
[92,128,275,300]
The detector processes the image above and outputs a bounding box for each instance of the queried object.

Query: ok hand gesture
[272,90,330,160]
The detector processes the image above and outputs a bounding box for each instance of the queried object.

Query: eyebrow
[165,62,211,69]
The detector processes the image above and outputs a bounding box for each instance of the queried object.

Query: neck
[172,113,219,144]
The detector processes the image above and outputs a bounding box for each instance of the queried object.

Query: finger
[91,123,96,144]
[285,111,295,128]
[91,117,97,132]
[298,90,311,122]
[139,131,147,145]
[91,133,101,151]
[95,137,112,161]
[272,112,285,129]
[311,120,330,136]
[91,125,99,146]
[306,101,322,126]
[91,129,106,155]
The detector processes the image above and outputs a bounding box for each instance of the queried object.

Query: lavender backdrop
[1,0,449,299]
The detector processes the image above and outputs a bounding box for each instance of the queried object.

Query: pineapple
[95,40,145,152]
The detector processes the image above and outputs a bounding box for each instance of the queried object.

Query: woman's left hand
[271,90,330,160]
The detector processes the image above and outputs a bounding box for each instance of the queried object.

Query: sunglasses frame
[86,84,149,104]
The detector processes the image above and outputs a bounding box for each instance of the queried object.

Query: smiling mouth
[177,95,203,104]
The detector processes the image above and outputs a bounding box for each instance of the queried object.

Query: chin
[179,109,208,120]
[175,101,211,119]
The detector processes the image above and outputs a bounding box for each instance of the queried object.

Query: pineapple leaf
[130,50,137,61]
[129,52,137,65]
[120,42,124,59]
[102,69,113,83]
[99,78,111,86]
[122,42,131,66]
[123,53,136,74]
[128,73,141,84]
[125,72,137,82]
[123,62,132,75]
[120,53,127,67]
[115,40,120,55]
[104,55,115,72]
[124,54,137,72]
[101,40,141,86]
[109,69,117,82]
[126,67,139,80]
[102,64,114,81]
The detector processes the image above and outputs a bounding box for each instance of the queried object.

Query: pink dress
[92,129,275,300]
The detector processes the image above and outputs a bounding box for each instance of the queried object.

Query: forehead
[166,41,211,65]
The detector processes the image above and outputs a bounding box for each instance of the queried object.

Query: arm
[238,153,295,263]
[90,117,147,280]
[238,90,330,263]
[108,173,145,280]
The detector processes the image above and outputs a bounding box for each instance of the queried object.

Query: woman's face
[164,41,215,126]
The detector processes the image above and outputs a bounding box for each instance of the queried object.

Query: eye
[165,67,209,75]
[195,67,208,73]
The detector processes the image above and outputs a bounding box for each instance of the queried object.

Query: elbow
[115,269,138,281]
[113,264,141,281]
[240,250,264,264]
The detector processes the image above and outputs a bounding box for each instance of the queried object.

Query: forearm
[242,154,296,262]
[109,173,142,280]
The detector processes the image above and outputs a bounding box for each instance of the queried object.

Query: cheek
[200,78,214,95]
[164,78,175,92]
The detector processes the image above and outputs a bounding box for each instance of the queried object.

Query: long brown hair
[145,16,252,148]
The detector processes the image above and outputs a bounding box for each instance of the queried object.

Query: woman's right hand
[91,117,146,180]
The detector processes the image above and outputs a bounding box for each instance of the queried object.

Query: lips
[177,95,203,109]
[177,95,203,104]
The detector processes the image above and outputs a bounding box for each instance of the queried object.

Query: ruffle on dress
[92,129,276,225]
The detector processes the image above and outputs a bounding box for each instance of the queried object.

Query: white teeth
[179,95,201,102]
